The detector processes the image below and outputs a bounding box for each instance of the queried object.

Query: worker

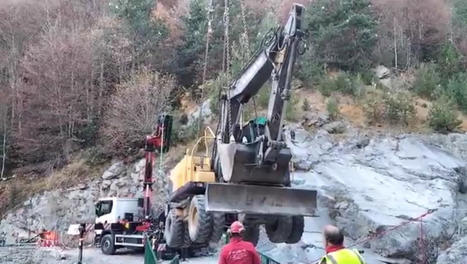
[320,225,365,264]
[219,221,261,264]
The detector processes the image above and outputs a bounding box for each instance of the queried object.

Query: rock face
[0,158,169,246]
[436,236,467,264]
[285,126,467,263]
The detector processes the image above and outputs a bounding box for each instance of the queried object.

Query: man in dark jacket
[218,221,261,264]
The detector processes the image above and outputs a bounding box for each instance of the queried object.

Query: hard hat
[230,221,245,234]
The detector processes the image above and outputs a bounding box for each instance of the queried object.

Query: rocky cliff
[1,125,466,263]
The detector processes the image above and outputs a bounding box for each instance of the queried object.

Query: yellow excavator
[164,3,317,248]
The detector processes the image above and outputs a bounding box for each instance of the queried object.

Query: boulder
[301,112,330,128]
[437,236,467,264]
[374,65,390,79]
[322,121,346,134]
[101,161,125,180]
[187,99,212,127]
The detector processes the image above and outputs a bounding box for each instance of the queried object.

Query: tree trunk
[393,17,398,70]
[1,113,7,180]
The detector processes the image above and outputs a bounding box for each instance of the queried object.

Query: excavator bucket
[205,183,317,216]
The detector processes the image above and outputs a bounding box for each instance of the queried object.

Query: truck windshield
[96,200,113,217]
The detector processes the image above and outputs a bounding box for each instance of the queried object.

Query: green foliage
[206,72,232,115]
[383,91,415,125]
[326,97,340,121]
[412,63,441,99]
[453,0,467,27]
[363,93,385,124]
[446,72,467,113]
[318,73,362,97]
[297,49,325,85]
[173,0,209,87]
[428,95,462,133]
[257,85,271,109]
[437,43,464,81]
[305,0,377,71]
[285,93,299,121]
[110,0,168,66]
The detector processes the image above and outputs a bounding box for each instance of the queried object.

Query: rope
[310,209,438,264]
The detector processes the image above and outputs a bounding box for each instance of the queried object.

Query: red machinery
[143,114,173,222]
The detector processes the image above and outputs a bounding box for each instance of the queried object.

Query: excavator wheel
[242,225,260,246]
[286,216,304,244]
[188,195,213,244]
[210,212,225,243]
[164,209,184,248]
[266,216,293,243]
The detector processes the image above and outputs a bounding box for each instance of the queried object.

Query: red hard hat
[230,221,245,234]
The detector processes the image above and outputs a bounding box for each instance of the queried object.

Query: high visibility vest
[320,248,365,264]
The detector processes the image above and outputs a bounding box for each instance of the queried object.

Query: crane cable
[198,0,215,133]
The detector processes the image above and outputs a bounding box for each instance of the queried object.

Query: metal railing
[259,252,281,264]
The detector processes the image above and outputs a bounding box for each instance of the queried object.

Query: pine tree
[110,0,168,68]
[173,0,209,87]
[305,0,377,71]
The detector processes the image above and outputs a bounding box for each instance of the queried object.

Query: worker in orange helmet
[218,221,261,264]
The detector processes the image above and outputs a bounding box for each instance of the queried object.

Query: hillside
[1,0,467,263]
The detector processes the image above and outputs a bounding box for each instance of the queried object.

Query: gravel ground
[0,246,219,264]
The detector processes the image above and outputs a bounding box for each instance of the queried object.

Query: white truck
[94,197,148,254]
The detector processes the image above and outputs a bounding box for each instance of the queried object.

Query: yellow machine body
[169,128,216,193]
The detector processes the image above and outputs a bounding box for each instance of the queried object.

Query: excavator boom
[207,3,317,216]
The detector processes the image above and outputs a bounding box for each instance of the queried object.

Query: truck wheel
[286,216,304,244]
[188,195,212,243]
[101,234,116,255]
[243,225,259,246]
[164,210,184,248]
[210,212,225,243]
[266,216,292,243]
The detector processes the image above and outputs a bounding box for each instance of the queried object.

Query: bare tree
[103,69,175,155]
[372,0,451,67]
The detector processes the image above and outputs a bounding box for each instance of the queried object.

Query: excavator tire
[266,216,293,243]
[210,212,225,243]
[188,195,213,244]
[286,216,304,244]
[242,225,260,246]
[182,223,191,248]
[165,210,184,248]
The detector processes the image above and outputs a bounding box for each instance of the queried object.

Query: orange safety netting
[38,231,59,247]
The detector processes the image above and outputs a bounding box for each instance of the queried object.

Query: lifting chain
[239,0,250,55]
[222,0,233,138]
[223,0,231,73]
[198,0,215,133]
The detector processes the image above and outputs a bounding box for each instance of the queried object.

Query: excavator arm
[208,4,317,216]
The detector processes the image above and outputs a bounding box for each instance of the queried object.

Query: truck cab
[95,197,142,227]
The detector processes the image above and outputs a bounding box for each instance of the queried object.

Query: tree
[103,69,175,155]
[428,94,462,133]
[0,92,8,179]
[110,0,169,69]
[305,0,377,71]
[172,0,209,87]
[372,0,451,67]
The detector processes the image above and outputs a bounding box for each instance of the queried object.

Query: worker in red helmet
[218,221,261,264]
